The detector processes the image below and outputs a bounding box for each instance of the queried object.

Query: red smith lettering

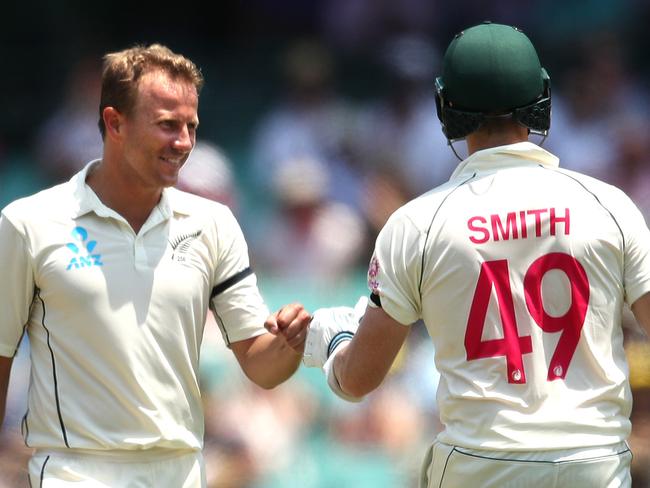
[467,208,570,244]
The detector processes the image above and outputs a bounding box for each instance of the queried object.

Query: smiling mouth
[160,156,184,167]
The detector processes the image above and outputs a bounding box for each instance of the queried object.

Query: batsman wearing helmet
[269,22,650,487]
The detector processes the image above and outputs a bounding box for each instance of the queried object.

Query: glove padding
[303,296,368,369]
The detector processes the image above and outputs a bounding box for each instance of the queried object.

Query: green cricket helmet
[435,21,551,140]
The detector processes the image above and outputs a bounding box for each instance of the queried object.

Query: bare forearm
[0,356,13,429]
[233,334,302,389]
[333,306,410,398]
[0,397,5,430]
[334,340,390,398]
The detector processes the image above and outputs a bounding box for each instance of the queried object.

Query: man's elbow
[339,374,382,398]
[254,375,286,390]
[243,365,296,390]
[241,370,285,390]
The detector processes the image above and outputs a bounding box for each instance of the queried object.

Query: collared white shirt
[0,161,269,451]
[369,142,650,450]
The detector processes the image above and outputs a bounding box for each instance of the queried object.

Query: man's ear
[103,107,123,140]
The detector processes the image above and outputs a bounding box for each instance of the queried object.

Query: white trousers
[28,448,206,487]
[419,440,632,488]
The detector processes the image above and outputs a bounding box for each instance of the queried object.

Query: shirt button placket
[134,234,147,271]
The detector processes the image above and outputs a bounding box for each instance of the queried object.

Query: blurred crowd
[2,1,650,487]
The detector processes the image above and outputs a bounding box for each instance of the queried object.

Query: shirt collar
[70,160,103,218]
[70,160,182,220]
[449,142,559,181]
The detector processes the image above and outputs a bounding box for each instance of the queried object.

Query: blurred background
[2,0,650,486]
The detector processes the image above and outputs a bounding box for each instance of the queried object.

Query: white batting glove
[303,296,368,369]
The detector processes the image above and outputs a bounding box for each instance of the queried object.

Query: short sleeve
[622,204,650,306]
[368,212,423,325]
[209,208,269,345]
[0,212,34,357]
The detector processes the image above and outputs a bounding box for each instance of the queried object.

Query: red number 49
[464,252,590,384]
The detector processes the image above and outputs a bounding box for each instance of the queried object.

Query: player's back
[399,142,645,450]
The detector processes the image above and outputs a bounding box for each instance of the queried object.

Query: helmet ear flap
[436,69,551,141]
[515,97,550,134]
[513,68,551,136]
[442,109,485,140]
[435,77,484,140]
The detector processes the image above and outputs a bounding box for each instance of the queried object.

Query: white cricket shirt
[369,142,650,450]
[0,161,269,451]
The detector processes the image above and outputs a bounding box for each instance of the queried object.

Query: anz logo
[65,226,104,271]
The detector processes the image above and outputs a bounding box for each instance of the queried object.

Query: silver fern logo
[169,230,202,262]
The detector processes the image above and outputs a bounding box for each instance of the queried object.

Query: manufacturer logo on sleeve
[65,226,104,270]
[368,254,381,293]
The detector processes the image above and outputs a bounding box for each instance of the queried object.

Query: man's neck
[86,161,162,234]
[466,124,529,156]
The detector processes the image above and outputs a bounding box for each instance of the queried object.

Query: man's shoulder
[2,180,75,223]
[389,180,463,228]
[554,167,635,207]
[166,187,234,220]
